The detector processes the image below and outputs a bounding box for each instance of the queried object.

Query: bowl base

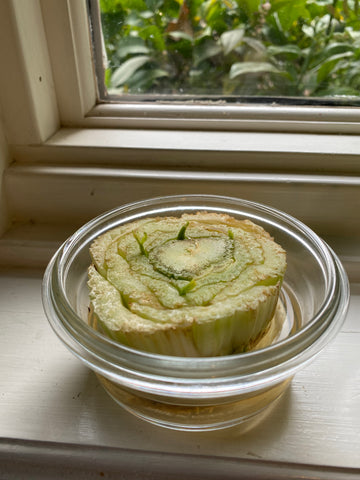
[97,374,292,432]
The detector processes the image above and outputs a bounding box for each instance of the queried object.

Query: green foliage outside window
[99,0,360,99]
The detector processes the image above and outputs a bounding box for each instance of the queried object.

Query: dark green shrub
[99,0,360,98]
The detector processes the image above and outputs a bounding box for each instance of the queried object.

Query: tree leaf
[239,0,261,16]
[194,39,222,66]
[104,68,112,88]
[204,2,227,31]
[124,67,169,93]
[144,0,163,10]
[220,28,245,55]
[229,61,281,79]
[110,55,150,87]
[314,86,360,98]
[319,42,356,59]
[346,62,360,83]
[167,31,194,43]
[316,52,354,83]
[267,44,303,59]
[242,37,267,55]
[139,10,155,19]
[104,0,146,11]
[272,0,311,31]
[306,0,331,19]
[270,0,297,12]
[116,37,150,58]
[139,25,166,51]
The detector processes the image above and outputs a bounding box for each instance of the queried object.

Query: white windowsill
[11,127,360,176]
[0,266,359,478]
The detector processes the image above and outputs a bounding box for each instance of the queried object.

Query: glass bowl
[42,195,349,432]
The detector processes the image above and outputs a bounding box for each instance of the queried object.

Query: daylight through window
[89,0,360,105]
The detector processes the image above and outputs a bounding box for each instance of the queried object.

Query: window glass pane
[90,0,360,105]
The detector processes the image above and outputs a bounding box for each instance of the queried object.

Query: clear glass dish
[42,195,350,431]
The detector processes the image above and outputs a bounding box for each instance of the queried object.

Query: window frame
[83,0,360,134]
[1,0,360,159]
[0,0,360,269]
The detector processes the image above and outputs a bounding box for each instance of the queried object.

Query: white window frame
[2,0,360,164]
[0,0,360,271]
[49,0,360,135]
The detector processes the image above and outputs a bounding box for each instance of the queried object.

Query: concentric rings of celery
[88,212,286,357]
